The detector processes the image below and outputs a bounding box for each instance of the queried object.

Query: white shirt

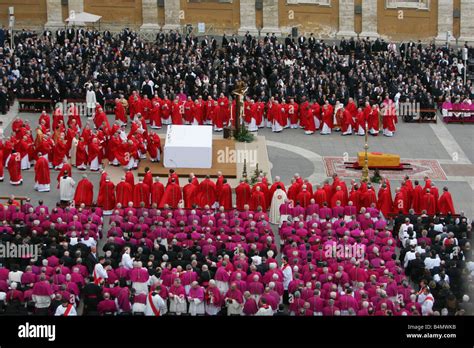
[144,293,167,316]
[424,256,440,270]
[59,177,76,201]
[281,264,293,290]
[404,250,417,268]
[8,270,23,283]
[122,253,133,270]
[94,263,108,279]
[418,293,434,316]
[55,304,77,316]
[80,237,96,248]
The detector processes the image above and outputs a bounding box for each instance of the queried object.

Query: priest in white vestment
[269,186,288,225]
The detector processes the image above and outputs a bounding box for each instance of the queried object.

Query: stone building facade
[2,0,474,43]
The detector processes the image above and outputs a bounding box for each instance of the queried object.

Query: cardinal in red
[235,180,251,210]
[287,98,299,129]
[74,174,94,206]
[183,97,195,124]
[340,107,354,135]
[143,167,153,190]
[34,153,50,192]
[377,183,392,217]
[296,186,312,208]
[250,186,266,211]
[183,177,198,209]
[197,176,217,207]
[368,105,380,136]
[193,99,204,125]
[115,177,133,207]
[114,98,127,125]
[421,189,436,215]
[438,187,455,215]
[147,133,161,162]
[392,187,407,215]
[68,103,82,129]
[218,179,233,210]
[150,100,162,129]
[133,179,151,208]
[5,150,22,185]
[151,177,165,207]
[39,111,51,131]
[97,176,116,214]
[313,185,328,207]
[320,102,334,135]
[141,95,152,122]
[160,178,182,208]
[171,99,184,125]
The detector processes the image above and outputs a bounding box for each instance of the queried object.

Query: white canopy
[65,12,102,25]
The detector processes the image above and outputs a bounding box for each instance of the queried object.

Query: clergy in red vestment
[183,178,198,209]
[330,186,346,208]
[52,134,68,169]
[438,187,455,215]
[376,183,392,217]
[94,107,109,130]
[183,97,195,124]
[39,111,51,131]
[287,98,299,128]
[368,104,380,136]
[5,150,22,185]
[115,177,133,207]
[360,184,377,208]
[217,94,229,126]
[97,177,116,215]
[167,169,180,186]
[114,98,127,125]
[34,153,51,192]
[171,99,184,125]
[125,170,135,187]
[296,186,312,208]
[250,186,266,211]
[340,107,354,135]
[68,103,82,129]
[151,177,165,207]
[320,101,334,135]
[74,174,94,206]
[160,178,182,208]
[412,180,424,213]
[215,172,225,197]
[143,167,153,190]
[313,185,328,206]
[421,189,436,215]
[161,97,172,124]
[193,99,204,125]
[197,176,217,207]
[133,179,151,208]
[236,180,251,210]
[141,95,152,122]
[218,179,233,210]
[392,187,407,214]
[150,100,162,129]
[88,137,102,171]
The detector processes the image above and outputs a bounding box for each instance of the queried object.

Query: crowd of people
[3,28,472,135]
[0,167,471,316]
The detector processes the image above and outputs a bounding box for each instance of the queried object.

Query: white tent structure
[65,12,102,28]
